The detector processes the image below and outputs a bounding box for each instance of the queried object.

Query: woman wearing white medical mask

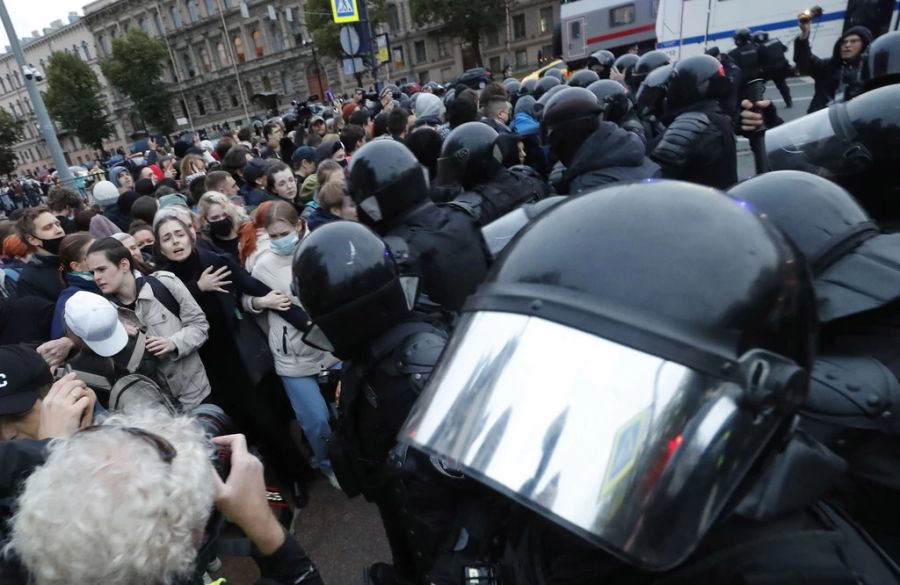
[250,201,340,488]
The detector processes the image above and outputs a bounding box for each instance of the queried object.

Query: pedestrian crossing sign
[331,0,360,23]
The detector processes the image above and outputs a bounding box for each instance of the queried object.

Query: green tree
[44,51,113,150]
[0,109,22,176]
[408,0,505,66]
[100,28,175,135]
[304,0,387,61]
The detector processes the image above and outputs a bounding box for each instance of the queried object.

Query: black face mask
[209,217,233,238]
[40,235,64,255]
[140,244,155,259]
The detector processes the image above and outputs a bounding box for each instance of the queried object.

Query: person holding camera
[795,15,873,112]
[3,410,323,585]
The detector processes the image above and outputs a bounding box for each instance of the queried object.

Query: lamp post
[0,0,73,186]
[302,38,324,98]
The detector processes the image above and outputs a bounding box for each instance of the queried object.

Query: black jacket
[555,121,661,195]
[794,26,873,113]
[15,254,63,303]
[651,100,738,190]
[0,296,53,345]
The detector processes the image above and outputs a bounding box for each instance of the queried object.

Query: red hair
[2,234,29,259]
[239,200,275,266]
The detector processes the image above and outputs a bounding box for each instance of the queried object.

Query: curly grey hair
[8,409,216,585]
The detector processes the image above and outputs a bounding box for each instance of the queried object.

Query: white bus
[655,0,900,62]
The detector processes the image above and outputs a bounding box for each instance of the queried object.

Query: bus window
[611,4,636,27]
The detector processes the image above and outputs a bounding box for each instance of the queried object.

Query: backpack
[138,274,180,318]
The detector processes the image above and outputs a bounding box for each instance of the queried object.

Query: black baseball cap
[0,345,53,416]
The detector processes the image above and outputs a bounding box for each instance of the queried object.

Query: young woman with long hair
[51,233,98,339]
[196,191,247,263]
[85,237,211,410]
[250,201,339,485]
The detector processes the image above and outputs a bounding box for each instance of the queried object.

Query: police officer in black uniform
[586,49,615,79]
[754,31,794,107]
[292,222,463,585]
[729,170,900,562]
[347,139,491,312]
[631,50,671,89]
[634,63,673,144]
[650,55,738,189]
[587,79,648,145]
[541,87,660,195]
[436,122,549,226]
[400,179,900,585]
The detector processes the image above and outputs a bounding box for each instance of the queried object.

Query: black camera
[192,404,235,480]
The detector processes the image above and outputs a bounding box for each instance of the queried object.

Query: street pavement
[737,76,815,179]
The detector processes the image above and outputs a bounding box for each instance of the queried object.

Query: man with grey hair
[3,411,323,585]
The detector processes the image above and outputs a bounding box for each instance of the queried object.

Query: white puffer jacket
[250,248,339,377]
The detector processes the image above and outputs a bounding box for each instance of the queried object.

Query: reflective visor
[400,311,783,570]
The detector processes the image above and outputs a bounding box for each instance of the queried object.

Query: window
[180,99,189,120]
[281,70,294,96]
[486,29,500,47]
[261,74,272,91]
[0,77,6,93]
[229,92,238,107]
[252,30,264,57]
[387,4,400,32]
[570,20,581,40]
[540,7,554,34]
[269,22,284,51]
[243,80,253,101]
[610,4,636,26]
[205,0,217,15]
[234,35,245,62]
[98,34,110,57]
[513,14,526,40]
[515,49,527,67]
[540,44,554,63]
[436,34,449,58]
[212,93,222,110]
[187,0,199,22]
[154,12,165,34]
[392,46,405,68]
[419,71,429,84]
[138,16,148,33]
[182,51,195,77]
[200,47,212,72]
[81,40,91,60]
[195,95,206,115]
[414,40,426,63]
[489,55,501,73]
[217,42,229,66]
[13,71,20,87]
[171,6,183,28]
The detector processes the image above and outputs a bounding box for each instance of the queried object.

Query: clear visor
[401,311,783,569]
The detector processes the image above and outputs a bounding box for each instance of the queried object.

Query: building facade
[1,12,127,178]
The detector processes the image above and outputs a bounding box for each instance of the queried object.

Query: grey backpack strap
[126,332,146,373]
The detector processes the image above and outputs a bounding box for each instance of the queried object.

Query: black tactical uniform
[347,139,491,312]
[651,55,738,189]
[754,31,793,107]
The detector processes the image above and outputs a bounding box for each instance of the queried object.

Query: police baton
[745,78,771,175]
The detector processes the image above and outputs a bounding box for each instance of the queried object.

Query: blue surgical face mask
[71,270,94,281]
[269,231,299,255]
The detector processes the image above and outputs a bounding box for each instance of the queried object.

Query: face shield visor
[400,311,799,570]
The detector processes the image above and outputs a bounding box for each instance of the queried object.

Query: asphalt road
[737,75,816,179]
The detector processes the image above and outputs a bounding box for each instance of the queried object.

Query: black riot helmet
[400,180,815,571]
[614,53,641,91]
[519,78,538,96]
[532,75,561,101]
[502,77,521,98]
[665,55,731,110]
[734,28,753,46]
[636,63,673,116]
[540,87,602,164]
[347,139,429,229]
[766,84,900,226]
[632,50,671,86]
[436,122,503,189]
[865,30,900,91]
[587,79,633,124]
[729,170,900,322]
[587,49,616,78]
[543,67,565,81]
[292,221,418,358]
[567,69,601,88]
[753,31,770,43]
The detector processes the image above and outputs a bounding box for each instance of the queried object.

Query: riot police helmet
[865,30,900,91]
[536,83,567,106]
[636,63,673,116]
[587,79,633,123]
[519,78,538,96]
[765,84,900,226]
[632,50,671,85]
[567,69,601,88]
[753,30,770,43]
[543,67,565,81]
[436,121,503,189]
[729,170,900,322]
[734,28,753,46]
[540,87,602,138]
[380,83,400,98]
[292,221,418,358]
[665,55,731,110]
[587,49,616,74]
[502,77,521,98]
[347,139,430,228]
[532,75,561,100]
[400,180,815,571]
[614,53,639,72]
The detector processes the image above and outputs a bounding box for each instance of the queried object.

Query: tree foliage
[44,51,113,150]
[100,28,175,135]
[0,109,23,176]
[304,0,386,62]
[408,0,505,66]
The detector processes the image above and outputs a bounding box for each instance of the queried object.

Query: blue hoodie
[512,112,540,137]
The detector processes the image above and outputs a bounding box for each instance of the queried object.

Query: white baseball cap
[64,291,129,357]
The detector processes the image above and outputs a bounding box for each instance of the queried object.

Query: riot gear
[587,49,616,78]
[636,63,673,117]
[753,30,770,43]
[587,80,632,123]
[666,55,732,110]
[401,180,815,570]
[567,69,600,88]
[436,122,502,190]
[632,50,671,86]
[502,78,521,98]
[734,27,753,46]
[532,75,561,101]
[865,30,900,91]
[729,170,900,322]
[543,67,564,81]
[457,67,491,89]
[765,84,900,227]
[615,53,640,92]
[518,78,537,97]
[347,139,430,227]
[540,86,601,146]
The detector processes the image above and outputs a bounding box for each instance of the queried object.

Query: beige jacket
[115,270,211,409]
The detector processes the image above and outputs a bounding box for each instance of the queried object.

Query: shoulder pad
[382,235,411,264]
[803,356,900,434]
[443,195,481,219]
[651,112,711,168]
